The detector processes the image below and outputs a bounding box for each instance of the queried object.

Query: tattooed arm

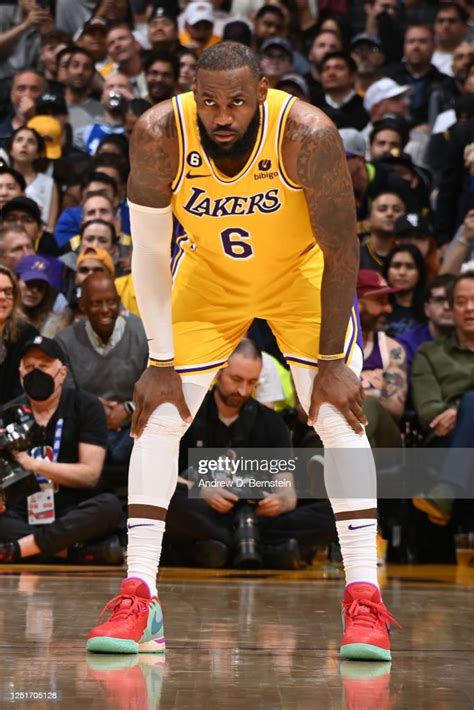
[127,103,191,439]
[380,339,408,420]
[282,102,366,433]
[128,100,178,206]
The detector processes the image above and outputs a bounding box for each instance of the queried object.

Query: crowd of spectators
[0,0,473,567]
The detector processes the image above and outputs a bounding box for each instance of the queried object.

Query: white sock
[336,518,378,588]
[126,518,166,597]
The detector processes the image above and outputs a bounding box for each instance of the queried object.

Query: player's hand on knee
[308,361,367,434]
[131,366,192,438]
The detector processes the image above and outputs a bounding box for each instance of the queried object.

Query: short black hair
[425,273,455,301]
[92,152,130,183]
[197,41,261,81]
[369,121,407,147]
[435,2,469,22]
[255,4,285,21]
[144,50,180,81]
[320,51,357,74]
[83,171,118,196]
[96,133,130,159]
[0,166,26,192]
[66,46,95,67]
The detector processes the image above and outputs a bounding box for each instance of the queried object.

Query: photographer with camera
[74,73,135,156]
[0,335,123,564]
[165,339,336,569]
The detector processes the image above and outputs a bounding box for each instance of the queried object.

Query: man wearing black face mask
[0,336,123,564]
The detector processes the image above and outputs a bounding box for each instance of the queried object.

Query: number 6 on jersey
[220,228,254,260]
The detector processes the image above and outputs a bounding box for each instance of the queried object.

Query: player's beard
[197,107,261,160]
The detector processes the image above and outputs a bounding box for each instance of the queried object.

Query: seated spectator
[179,1,221,56]
[105,22,148,99]
[432,2,469,76]
[144,51,180,105]
[165,339,336,569]
[177,48,198,93]
[16,254,64,334]
[7,126,59,231]
[357,270,407,447]
[363,78,411,137]
[56,273,148,465]
[393,214,440,281]
[339,130,411,222]
[147,6,183,56]
[1,196,60,257]
[0,168,26,210]
[63,48,105,133]
[360,191,406,272]
[317,51,369,130]
[0,266,37,405]
[0,4,53,81]
[32,94,93,202]
[55,184,129,257]
[76,19,113,79]
[368,116,409,161]
[0,336,123,564]
[350,32,386,96]
[259,37,294,88]
[252,5,286,54]
[305,29,342,105]
[38,28,72,98]
[412,273,474,525]
[0,225,34,271]
[378,152,432,217]
[384,23,451,128]
[384,243,427,337]
[428,41,474,130]
[74,73,135,154]
[0,70,47,141]
[42,246,115,338]
[397,274,455,374]
[62,215,130,280]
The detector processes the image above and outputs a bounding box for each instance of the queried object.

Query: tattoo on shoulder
[129,106,177,201]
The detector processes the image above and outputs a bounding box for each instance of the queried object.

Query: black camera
[0,406,40,505]
[106,91,129,115]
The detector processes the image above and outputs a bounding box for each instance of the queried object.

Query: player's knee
[314,404,357,447]
[144,407,190,440]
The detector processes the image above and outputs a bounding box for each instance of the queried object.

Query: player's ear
[258,76,269,104]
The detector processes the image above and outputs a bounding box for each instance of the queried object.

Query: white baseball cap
[363,78,410,113]
[185,1,214,26]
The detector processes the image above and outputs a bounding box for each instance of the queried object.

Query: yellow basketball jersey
[170,89,321,296]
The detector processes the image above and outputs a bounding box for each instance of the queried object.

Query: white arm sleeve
[128,199,174,362]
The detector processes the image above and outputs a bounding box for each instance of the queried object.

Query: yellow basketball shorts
[170,240,360,375]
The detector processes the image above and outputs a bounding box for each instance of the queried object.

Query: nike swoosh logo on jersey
[348,523,377,531]
[186,171,212,179]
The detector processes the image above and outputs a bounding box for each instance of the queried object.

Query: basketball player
[87,42,398,660]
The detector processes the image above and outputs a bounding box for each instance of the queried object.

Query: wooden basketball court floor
[0,563,473,709]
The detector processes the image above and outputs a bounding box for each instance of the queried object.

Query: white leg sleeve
[290,349,377,514]
[128,371,215,509]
